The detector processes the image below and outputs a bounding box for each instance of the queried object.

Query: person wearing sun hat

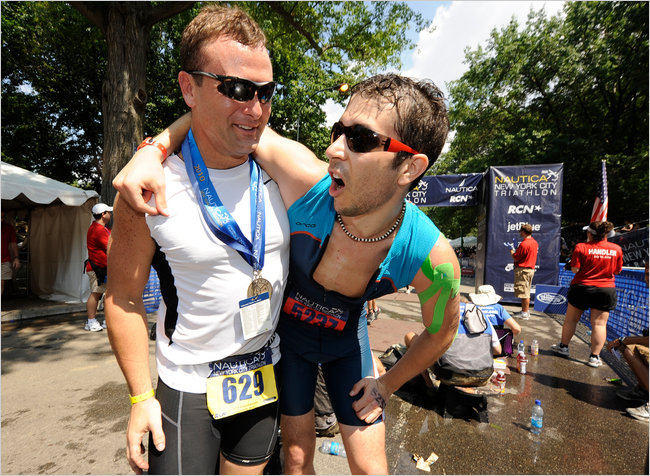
[467,285,521,340]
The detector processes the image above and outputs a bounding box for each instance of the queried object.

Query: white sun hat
[469,285,502,306]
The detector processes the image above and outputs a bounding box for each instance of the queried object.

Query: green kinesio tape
[418,256,460,334]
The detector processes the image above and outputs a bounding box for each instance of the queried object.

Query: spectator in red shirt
[509,223,538,319]
[85,203,112,332]
[551,221,623,367]
[1,212,21,295]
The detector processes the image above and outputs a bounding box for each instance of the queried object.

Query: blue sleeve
[498,304,511,325]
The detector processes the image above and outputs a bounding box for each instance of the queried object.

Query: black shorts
[148,375,280,474]
[567,284,617,312]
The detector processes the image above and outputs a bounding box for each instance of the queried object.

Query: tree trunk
[100,5,149,204]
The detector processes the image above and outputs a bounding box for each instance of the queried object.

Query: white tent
[448,235,477,248]
[1,161,99,303]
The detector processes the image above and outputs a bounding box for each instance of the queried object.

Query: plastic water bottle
[530,339,539,356]
[517,352,528,374]
[496,371,506,394]
[319,440,346,458]
[517,340,525,354]
[531,400,543,435]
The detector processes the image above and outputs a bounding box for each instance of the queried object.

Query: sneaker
[84,320,103,332]
[587,355,602,367]
[626,402,649,422]
[519,312,530,320]
[367,311,377,324]
[101,320,107,329]
[550,343,570,357]
[616,386,649,403]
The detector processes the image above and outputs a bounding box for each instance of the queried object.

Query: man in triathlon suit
[115,74,460,474]
[105,6,289,474]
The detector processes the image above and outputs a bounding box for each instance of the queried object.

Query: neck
[190,121,248,170]
[338,198,405,240]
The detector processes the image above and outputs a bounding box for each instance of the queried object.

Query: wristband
[130,388,155,405]
[137,137,168,157]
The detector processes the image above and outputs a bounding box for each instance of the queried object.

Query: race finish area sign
[406,173,484,207]
[476,164,564,303]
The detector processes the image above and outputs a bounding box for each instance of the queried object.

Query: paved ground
[2,290,648,474]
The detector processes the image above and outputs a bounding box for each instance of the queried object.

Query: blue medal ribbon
[182,129,265,272]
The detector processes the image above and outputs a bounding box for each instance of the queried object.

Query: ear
[397,153,429,188]
[178,71,197,108]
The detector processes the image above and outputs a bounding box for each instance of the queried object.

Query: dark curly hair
[588,221,614,241]
[350,74,449,191]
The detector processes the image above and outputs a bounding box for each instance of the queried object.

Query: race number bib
[206,346,278,420]
[282,288,349,331]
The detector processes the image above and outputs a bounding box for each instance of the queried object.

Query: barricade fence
[558,267,648,340]
[142,268,162,314]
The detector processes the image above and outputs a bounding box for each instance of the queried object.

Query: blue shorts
[277,310,380,426]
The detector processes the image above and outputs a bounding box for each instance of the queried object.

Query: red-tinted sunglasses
[330,121,420,155]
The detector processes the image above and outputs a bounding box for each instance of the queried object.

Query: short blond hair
[180,5,266,73]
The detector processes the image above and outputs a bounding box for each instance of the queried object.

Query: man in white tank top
[105,6,289,475]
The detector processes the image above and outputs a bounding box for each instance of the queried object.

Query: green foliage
[2,1,424,189]
[441,1,648,231]
[1,2,105,189]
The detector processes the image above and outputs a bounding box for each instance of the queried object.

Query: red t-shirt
[570,240,623,287]
[2,222,17,263]
[86,221,111,271]
[513,236,538,268]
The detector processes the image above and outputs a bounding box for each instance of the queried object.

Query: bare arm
[105,193,161,474]
[351,237,460,423]
[254,127,327,208]
[112,113,191,216]
[9,241,20,270]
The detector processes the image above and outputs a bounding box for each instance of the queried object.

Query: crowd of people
[2,4,643,474]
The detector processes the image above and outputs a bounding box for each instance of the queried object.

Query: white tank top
[146,154,289,393]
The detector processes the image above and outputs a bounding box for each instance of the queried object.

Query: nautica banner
[480,164,564,303]
[406,173,484,207]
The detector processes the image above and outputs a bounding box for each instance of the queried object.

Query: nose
[242,93,266,118]
[325,133,347,162]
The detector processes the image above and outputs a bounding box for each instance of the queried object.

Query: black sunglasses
[187,71,276,104]
[330,121,419,155]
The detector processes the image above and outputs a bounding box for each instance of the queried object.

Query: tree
[2,2,424,201]
[436,1,648,232]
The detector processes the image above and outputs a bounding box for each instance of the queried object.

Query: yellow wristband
[130,389,155,405]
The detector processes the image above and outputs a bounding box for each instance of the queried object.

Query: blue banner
[610,227,648,267]
[481,164,564,303]
[406,173,484,207]
[557,267,648,340]
[533,284,569,314]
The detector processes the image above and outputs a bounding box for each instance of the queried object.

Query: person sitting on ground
[405,295,501,388]
[606,331,649,422]
[468,285,521,342]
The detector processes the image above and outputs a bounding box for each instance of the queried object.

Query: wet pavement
[1,292,648,474]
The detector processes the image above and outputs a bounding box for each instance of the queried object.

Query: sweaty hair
[520,223,533,235]
[350,74,449,191]
[180,5,267,75]
[92,213,103,221]
[588,221,614,241]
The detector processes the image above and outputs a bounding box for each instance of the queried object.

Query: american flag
[590,160,608,222]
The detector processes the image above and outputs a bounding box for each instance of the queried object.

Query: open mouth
[331,171,345,189]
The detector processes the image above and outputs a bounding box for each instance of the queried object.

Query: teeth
[237,125,254,130]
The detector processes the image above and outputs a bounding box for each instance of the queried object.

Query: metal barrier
[142,268,161,314]
[558,267,648,340]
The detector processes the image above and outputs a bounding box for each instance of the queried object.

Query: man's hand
[11,257,20,271]
[349,377,390,424]
[126,397,165,474]
[112,148,168,217]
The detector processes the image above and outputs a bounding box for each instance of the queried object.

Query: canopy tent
[448,236,477,248]
[1,161,99,303]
